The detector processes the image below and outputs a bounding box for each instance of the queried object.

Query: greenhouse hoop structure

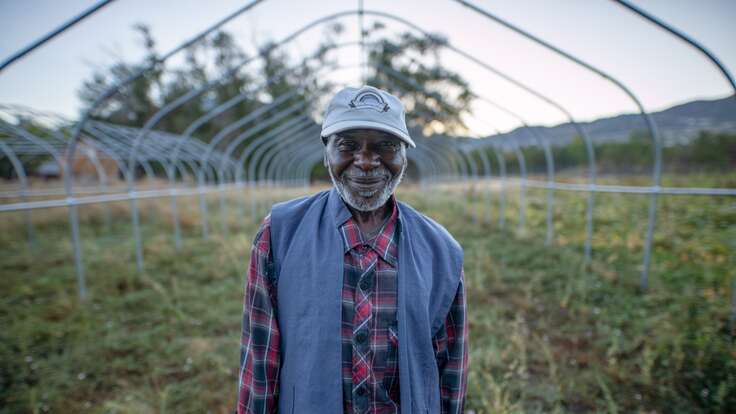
[0,0,734,329]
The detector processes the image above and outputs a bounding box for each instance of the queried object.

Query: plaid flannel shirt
[237,197,468,413]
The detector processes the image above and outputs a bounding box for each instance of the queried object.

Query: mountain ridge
[481,96,736,146]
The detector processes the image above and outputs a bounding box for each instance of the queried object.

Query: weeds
[1,179,734,413]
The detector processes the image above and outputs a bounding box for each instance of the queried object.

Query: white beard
[328,161,407,212]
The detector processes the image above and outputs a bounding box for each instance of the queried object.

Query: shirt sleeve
[433,269,469,414]
[237,215,280,414]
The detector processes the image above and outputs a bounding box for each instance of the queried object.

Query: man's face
[324,129,407,212]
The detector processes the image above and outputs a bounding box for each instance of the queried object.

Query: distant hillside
[485,96,736,146]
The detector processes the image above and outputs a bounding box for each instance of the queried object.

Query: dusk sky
[1,0,734,135]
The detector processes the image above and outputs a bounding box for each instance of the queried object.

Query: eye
[337,139,358,151]
[379,141,399,151]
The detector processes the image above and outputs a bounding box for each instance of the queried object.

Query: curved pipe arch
[57,4,631,283]
[245,116,315,185]
[64,0,266,182]
[214,64,368,186]
[453,0,665,284]
[270,140,315,185]
[467,139,508,226]
[415,136,456,182]
[84,123,159,181]
[236,116,315,183]
[613,0,736,95]
[202,88,313,188]
[0,114,112,197]
[378,48,559,243]
[261,126,321,185]
[167,43,355,173]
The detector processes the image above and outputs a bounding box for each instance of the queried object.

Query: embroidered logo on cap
[349,90,390,112]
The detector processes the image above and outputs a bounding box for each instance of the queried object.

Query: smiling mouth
[347,176,386,185]
[344,176,387,195]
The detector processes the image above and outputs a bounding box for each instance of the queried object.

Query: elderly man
[237,85,468,414]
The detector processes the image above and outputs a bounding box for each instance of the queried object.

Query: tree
[78,24,163,126]
[364,27,475,136]
[78,24,262,138]
[76,24,334,143]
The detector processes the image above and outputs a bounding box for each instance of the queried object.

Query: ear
[323,151,328,167]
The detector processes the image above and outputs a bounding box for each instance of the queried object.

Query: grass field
[1,176,734,413]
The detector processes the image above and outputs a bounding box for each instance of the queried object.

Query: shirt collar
[336,193,399,265]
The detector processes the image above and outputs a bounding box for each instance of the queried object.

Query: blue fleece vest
[270,188,463,414]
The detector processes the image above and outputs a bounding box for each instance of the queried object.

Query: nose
[353,144,380,171]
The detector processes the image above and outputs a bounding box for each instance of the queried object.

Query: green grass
[1,178,734,413]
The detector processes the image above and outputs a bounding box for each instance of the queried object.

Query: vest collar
[328,187,352,228]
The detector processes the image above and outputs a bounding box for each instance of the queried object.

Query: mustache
[341,166,391,179]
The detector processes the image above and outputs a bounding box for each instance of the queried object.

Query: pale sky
[1,0,734,136]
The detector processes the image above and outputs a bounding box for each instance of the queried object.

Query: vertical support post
[130,194,144,272]
[641,187,658,290]
[198,168,210,239]
[493,144,507,229]
[87,149,112,231]
[511,140,526,234]
[77,146,113,231]
[125,148,145,272]
[641,115,662,291]
[219,179,228,238]
[538,134,555,246]
[476,147,493,225]
[22,190,34,249]
[167,165,182,250]
[68,201,86,300]
[583,137,596,268]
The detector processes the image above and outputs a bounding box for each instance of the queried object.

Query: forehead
[337,129,401,142]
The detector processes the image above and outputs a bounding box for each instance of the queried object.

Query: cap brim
[321,120,416,148]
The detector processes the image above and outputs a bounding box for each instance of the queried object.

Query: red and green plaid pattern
[237,198,468,414]
[340,201,400,413]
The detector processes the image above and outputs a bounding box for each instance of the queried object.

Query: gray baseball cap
[320,85,416,148]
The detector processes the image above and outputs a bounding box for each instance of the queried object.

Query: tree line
[1,22,476,180]
[500,130,736,175]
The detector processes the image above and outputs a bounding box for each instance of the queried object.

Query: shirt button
[356,385,367,396]
[360,277,371,291]
[356,331,368,344]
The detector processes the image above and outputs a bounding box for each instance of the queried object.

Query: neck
[347,196,393,235]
